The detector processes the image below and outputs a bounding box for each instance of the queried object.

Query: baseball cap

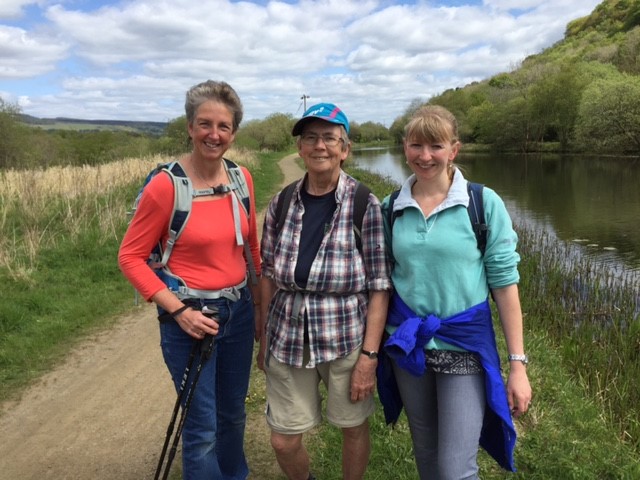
[291,103,350,136]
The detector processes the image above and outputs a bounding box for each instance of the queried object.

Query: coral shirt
[118,166,261,301]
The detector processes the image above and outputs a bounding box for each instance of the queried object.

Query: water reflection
[351,148,640,274]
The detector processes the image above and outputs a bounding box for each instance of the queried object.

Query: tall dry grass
[0,148,256,280]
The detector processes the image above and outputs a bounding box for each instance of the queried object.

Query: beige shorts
[264,346,375,434]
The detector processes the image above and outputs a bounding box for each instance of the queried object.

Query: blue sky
[0,0,602,125]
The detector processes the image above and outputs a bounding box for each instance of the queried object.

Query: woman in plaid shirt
[258,103,392,480]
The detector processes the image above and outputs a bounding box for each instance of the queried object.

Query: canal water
[351,147,640,275]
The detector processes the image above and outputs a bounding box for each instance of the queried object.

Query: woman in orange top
[119,80,260,480]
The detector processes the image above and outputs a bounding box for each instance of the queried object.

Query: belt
[175,278,247,302]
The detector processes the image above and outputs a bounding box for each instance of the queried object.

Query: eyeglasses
[300,133,344,147]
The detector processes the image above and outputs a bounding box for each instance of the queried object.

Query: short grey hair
[185,80,243,132]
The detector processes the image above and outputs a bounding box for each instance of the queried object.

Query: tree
[389,98,424,143]
[156,116,190,155]
[235,113,295,151]
[0,99,38,169]
[575,74,640,153]
[528,60,591,149]
[353,121,391,143]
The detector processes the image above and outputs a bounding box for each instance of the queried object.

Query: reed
[516,222,640,450]
[0,148,257,280]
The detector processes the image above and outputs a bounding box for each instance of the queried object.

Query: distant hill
[18,114,167,136]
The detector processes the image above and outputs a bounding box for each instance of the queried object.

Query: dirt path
[0,153,304,480]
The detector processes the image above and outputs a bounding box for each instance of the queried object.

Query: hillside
[18,113,167,136]
[415,0,640,154]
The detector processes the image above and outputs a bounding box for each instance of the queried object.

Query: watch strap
[508,353,529,365]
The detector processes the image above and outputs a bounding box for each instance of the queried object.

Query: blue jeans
[392,360,486,480]
[159,287,254,480]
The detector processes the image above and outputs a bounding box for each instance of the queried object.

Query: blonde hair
[404,105,459,145]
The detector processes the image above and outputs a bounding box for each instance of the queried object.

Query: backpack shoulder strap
[383,189,401,261]
[384,184,487,259]
[224,158,251,215]
[387,189,401,228]
[467,182,488,256]
[275,180,299,238]
[223,158,258,285]
[352,182,371,254]
[274,180,370,255]
[159,161,193,267]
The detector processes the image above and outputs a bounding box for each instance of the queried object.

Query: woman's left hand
[349,355,377,403]
[507,366,532,417]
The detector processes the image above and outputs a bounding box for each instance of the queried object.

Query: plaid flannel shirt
[261,171,392,368]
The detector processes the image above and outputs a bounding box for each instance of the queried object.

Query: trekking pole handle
[201,306,217,359]
[202,305,218,318]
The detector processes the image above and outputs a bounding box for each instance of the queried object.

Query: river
[351,147,640,276]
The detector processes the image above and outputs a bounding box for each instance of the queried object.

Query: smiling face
[297,119,350,177]
[402,106,460,184]
[404,136,459,182]
[187,100,236,163]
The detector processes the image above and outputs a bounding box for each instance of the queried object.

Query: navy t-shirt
[294,186,337,288]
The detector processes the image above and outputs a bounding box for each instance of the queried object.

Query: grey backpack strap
[224,158,258,285]
[160,161,193,267]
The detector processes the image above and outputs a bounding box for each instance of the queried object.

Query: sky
[0,0,603,126]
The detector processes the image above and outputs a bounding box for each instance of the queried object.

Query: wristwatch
[361,349,378,359]
[508,354,529,365]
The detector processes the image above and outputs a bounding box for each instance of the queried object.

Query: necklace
[192,160,229,194]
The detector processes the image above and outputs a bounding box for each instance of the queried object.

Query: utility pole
[300,94,310,111]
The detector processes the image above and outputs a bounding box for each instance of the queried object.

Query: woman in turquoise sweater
[378,105,532,479]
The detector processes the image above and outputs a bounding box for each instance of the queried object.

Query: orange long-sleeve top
[118,166,261,301]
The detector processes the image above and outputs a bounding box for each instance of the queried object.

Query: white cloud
[0,0,40,18]
[0,0,602,125]
[0,25,68,77]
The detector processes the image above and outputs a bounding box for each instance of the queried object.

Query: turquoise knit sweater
[381,169,520,350]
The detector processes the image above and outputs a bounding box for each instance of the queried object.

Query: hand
[256,334,267,371]
[507,366,532,418]
[174,307,219,339]
[349,354,377,403]
[253,304,263,342]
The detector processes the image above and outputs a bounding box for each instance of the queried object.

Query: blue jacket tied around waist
[377,292,517,472]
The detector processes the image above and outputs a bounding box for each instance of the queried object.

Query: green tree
[528,61,591,148]
[575,73,640,152]
[353,121,391,143]
[260,113,296,151]
[615,25,640,73]
[236,113,295,151]
[0,99,29,169]
[389,98,424,143]
[155,116,190,155]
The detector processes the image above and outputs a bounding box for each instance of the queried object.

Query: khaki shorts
[265,346,375,434]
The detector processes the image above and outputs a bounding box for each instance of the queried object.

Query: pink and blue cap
[291,103,350,136]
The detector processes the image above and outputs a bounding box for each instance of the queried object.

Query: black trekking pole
[160,334,216,480]
[154,305,218,480]
[153,338,201,480]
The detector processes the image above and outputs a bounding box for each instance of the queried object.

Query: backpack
[274,180,371,254]
[385,182,487,258]
[129,158,257,300]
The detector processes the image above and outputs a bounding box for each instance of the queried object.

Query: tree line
[0,101,392,170]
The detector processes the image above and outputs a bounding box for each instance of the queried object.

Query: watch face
[367,351,378,359]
